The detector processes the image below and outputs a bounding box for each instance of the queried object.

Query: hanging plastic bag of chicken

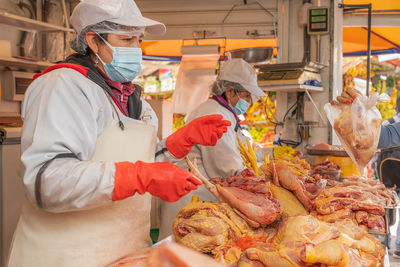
[324,91,389,174]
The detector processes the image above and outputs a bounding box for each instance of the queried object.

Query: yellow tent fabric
[141,39,277,57]
[343,0,400,54]
[343,0,400,11]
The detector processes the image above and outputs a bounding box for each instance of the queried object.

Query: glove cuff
[166,132,192,159]
[113,161,142,201]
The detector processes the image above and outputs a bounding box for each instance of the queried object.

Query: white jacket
[21,68,175,213]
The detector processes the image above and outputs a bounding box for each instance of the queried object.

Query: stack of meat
[235,215,385,267]
[310,175,397,233]
[171,156,386,266]
[174,211,385,266]
[311,159,341,181]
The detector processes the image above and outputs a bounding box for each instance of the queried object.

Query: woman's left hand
[165,114,231,158]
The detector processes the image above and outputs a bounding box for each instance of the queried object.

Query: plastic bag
[324,92,389,173]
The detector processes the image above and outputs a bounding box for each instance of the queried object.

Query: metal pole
[366,4,372,96]
[36,0,43,60]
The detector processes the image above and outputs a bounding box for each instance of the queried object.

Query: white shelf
[0,9,72,33]
[0,57,52,70]
[259,84,324,92]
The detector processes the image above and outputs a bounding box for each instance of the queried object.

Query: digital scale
[307,7,329,35]
[255,62,323,87]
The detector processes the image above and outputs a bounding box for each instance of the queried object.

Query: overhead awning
[141,38,277,61]
[343,0,400,56]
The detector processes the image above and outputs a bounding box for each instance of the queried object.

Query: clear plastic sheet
[324,92,389,173]
[172,54,219,114]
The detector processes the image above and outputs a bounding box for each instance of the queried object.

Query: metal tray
[369,232,389,248]
[305,144,349,157]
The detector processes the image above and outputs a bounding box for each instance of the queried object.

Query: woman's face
[225,87,252,107]
[97,33,143,63]
[86,32,143,68]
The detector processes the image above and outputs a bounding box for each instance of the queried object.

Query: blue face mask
[95,34,142,83]
[230,98,250,115]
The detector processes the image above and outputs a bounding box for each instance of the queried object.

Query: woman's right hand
[112,161,202,202]
[331,88,361,105]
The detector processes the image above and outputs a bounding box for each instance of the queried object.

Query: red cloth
[33,63,88,80]
[97,68,136,115]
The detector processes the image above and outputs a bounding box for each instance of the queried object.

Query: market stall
[0,0,400,266]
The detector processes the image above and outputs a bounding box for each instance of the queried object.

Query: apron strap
[35,153,78,208]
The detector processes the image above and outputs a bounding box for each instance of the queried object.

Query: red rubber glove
[166,114,232,158]
[113,161,202,202]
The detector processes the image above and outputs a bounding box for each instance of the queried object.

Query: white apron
[8,111,157,267]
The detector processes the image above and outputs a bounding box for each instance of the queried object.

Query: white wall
[137,0,278,40]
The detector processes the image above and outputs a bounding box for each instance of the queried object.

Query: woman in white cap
[7,0,230,266]
[158,58,266,239]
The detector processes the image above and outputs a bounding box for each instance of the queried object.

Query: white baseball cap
[218,58,266,97]
[70,0,166,35]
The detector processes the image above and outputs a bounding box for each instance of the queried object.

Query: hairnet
[211,80,246,96]
[70,21,145,54]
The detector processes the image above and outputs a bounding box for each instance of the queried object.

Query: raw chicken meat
[261,161,319,211]
[185,157,280,228]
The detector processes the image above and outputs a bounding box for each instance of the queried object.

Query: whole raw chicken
[333,104,381,170]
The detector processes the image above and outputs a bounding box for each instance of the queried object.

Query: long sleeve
[378,122,400,149]
[21,69,116,212]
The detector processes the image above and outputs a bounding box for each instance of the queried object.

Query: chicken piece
[277,241,307,266]
[147,242,225,267]
[321,186,363,200]
[237,254,265,267]
[314,196,385,216]
[268,161,314,211]
[246,243,296,267]
[312,208,353,223]
[173,202,246,253]
[273,216,340,246]
[334,219,366,240]
[216,185,280,227]
[304,239,350,267]
[269,184,307,217]
[304,179,327,199]
[179,233,225,253]
[176,217,229,236]
[186,157,280,227]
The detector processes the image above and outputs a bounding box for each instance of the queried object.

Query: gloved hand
[166,114,232,158]
[331,88,361,105]
[113,161,202,202]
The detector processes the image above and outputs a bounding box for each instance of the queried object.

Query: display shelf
[0,56,52,70]
[258,84,323,92]
[0,9,72,32]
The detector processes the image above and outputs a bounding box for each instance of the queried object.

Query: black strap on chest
[211,97,241,132]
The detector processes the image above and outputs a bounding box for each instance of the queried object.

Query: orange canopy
[343,0,400,55]
[141,38,277,58]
